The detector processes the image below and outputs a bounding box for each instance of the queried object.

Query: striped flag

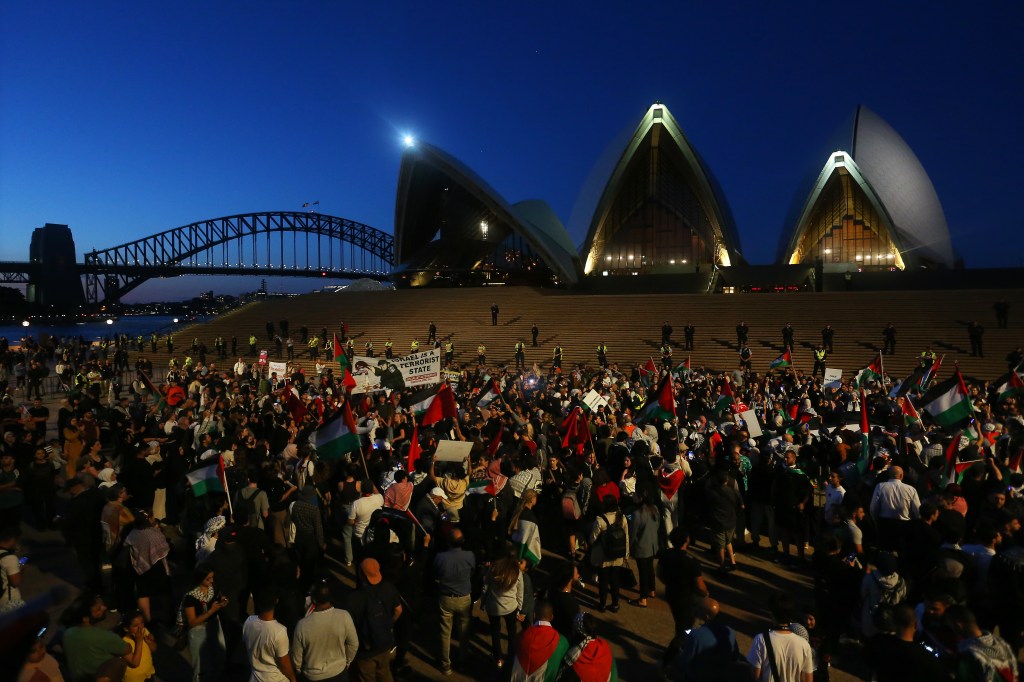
[854,353,884,388]
[714,379,735,413]
[640,374,676,422]
[769,350,792,369]
[512,509,542,567]
[477,379,501,408]
[921,371,973,428]
[919,355,943,391]
[311,401,361,461]
[901,396,922,428]
[411,383,457,426]
[855,388,872,477]
[561,406,591,453]
[673,356,691,377]
[994,371,1024,402]
[186,456,228,497]
[407,424,422,472]
[332,333,349,369]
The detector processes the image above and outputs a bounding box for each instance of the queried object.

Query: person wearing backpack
[588,495,630,613]
[347,558,402,682]
[234,472,269,530]
[859,552,907,639]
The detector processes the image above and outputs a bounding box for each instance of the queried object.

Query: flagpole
[220,455,234,519]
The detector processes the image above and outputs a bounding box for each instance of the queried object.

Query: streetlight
[21,320,29,327]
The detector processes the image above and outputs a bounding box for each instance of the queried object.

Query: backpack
[235,488,258,523]
[358,587,396,653]
[561,489,582,521]
[601,513,628,560]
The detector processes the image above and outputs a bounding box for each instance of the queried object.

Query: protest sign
[434,440,473,463]
[582,389,608,412]
[258,350,268,366]
[268,361,287,378]
[350,348,442,393]
[739,409,762,438]
[824,368,842,390]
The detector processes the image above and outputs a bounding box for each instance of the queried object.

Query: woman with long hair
[589,495,630,613]
[509,489,542,568]
[628,489,661,607]
[123,510,171,624]
[179,566,228,682]
[63,416,84,479]
[483,549,525,668]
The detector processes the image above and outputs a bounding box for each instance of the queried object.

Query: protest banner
[824,368,843,390]
[268,361,287,377]
[434,440,473,463]
[350,348,442,394]
[582,389,608,412]
[258,350,268,366]
[739,409,762,438]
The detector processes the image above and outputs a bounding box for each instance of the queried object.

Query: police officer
[167,336,174,354]
[248,334,257,356]
[813,344,827,378]
[919,347,936,369]
[345,337,354,362]
[596,342,608,369]
[444,340,454,366]
[552,344,563,371]
[385,337,394,359]
[736,321,749,347]
[428,321,437,343]
[515,340,526,371]
[662,321,673,345]
[478,343,487,366]
[231,335,238,356]
[308,335,320,360]
[683,323,695,351]
[660,343,673,369]
[738,344,752,372]
[781,323,795,353]
[491,303,499,326]
[410,339,420,354]
[968,321,985,357]
[821,325,835,354]
[365,340,374,358]
[150,332,158,353]
[531,324,539,347]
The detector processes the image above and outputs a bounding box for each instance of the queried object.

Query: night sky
[2,2,1022,300]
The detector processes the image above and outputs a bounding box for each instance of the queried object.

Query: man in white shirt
[348,481,384,541]
[292,582,359,681]
[869,466,921,551]
[234,358,248,377]
[747,593,814,682]
[823,471,846,524]
[242,590,297,682]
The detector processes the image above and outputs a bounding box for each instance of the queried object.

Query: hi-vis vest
[445,342,453,352]
[815,349,826,361]
[411,341,419,351]
[597,345,607,355]
[515,342,524,353]
[478,345,486,354]
[661,345,672,356]
[553,346,562,358]
[249,335,257,345]
[309,337,320,348]
[385,341,393,349]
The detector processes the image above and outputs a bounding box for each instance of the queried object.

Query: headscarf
[195,515,225,563]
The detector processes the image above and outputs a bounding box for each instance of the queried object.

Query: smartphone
[37,626,47,638]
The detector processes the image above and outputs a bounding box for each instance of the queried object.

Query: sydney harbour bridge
[0,212,394,307]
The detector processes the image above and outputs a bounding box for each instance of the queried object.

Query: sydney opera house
[392,102,954,289]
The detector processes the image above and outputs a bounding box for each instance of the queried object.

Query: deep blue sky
[2,2,1022,301]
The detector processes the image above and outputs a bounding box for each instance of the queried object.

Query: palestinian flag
[673,356,691,377]
[407,423,422,472]
[769,350,792,369]
[919,354,944,391]
[138,371,159,397]
[640,375,676,422]
[714,380,735,413]
[921,371,973,428]
[311,401,361,461]
[994,371,1024,402]
[640,358,658,387]
[332,333,349,369]
[411,383,458,426]
[854,353,884,387]
[889,365,925,398]
[512,507,542,567]
[282,386,308,422]
[511,624,569,682]
[487,423,505,458]
[478,379,501,408]
[342,367,357,392]
[186,456,227,497]
[564,638,618,682]
[901,396,922,428]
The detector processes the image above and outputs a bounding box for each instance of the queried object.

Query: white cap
[430,486,449,500]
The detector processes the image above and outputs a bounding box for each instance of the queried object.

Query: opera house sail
[580,103,742,276]
[779,106,954,271]
[392,141,580,287]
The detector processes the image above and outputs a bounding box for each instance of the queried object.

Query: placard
[582,389,608,412]
[268,361,287,377]
[350,348,442,393]
[739,409,762,438]
[823,368,842,390]
[258,350,268,366]
[434,440,473,463]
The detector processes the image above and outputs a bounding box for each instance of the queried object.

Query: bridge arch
[83,211,393,303]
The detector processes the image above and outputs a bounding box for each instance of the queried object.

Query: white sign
[434,440,473,463]
[582,389,608,412]
[268,361,287,378]
[823,368,843,390]
[349,348,442,394]
[739,409,762,438]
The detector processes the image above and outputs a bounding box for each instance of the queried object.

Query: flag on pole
[901,396,923,428]
[512,511,542,567]
[673,356,692,377]
[714,379,735,413]
[920,371,973,428]
[341,367,357,392]
[407,424,421,472]
[186,456,228,497]
[919,355,943,391]
[487,423,504,458]
[332,333,349,369]
[640,374,676,422]
[478,379,501,408]
[994,371,1024,402]
[311,402,361,461]
[854,353,884,387]
[769,350,792,369]
[943,431,982,485]
[282,386,308,422]
[414,383,458,426]
[640,358,658,387]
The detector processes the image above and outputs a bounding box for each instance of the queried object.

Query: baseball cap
[430,486,449,500]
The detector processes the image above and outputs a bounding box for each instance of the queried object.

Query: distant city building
[778,105,955,271]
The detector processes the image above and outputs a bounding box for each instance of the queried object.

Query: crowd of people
[1,310,1023,682]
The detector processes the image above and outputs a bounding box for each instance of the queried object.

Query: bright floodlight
[21,320,29,327]
[106,319,114,325]
[173,318,180,323]
[402,135,415,148]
